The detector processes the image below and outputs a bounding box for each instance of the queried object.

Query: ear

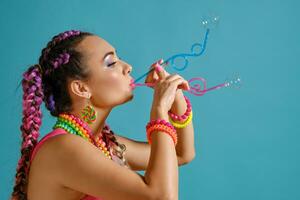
[70,80,91,98]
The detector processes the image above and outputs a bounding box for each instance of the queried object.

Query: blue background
[1,0,299,199]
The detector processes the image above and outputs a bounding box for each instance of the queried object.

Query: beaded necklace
[53,113,112,160]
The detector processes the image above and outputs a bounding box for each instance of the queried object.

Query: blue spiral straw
[133,28,210,84]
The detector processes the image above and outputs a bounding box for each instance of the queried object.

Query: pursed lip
[129,78,136,89]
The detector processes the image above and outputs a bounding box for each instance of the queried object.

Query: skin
[27,35,195,200]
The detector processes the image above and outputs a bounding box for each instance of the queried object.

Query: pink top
[30,128,103,200]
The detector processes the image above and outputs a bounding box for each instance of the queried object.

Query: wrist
[171,90,186,112]
[146,118,177,145]
[168,95,193,128]
[150,106,168,121]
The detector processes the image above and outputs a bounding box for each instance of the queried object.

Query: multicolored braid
[40,29,84,116]
[10,30,84,200]
[11,29,130,199]
[42,30,80,61]
[45,52,70,75]
[11,64,44,200]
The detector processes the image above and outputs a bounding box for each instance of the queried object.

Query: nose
[122,60,132,75]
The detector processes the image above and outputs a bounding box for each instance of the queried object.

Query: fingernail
[155,64,163,72]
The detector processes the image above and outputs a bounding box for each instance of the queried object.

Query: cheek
[103,72,123,88]
[91,72,125,104]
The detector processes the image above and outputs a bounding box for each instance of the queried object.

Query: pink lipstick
[130,79,136,89]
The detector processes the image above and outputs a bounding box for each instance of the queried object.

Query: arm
[115,90,195,171]
[170,89,196,161]
[53,115,177,200]
[114,134,192,171]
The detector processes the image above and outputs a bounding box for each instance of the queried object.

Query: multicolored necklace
[53,113,112,160]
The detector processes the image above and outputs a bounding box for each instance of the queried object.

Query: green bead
[53,116,94,145]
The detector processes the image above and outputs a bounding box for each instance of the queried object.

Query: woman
[11,30,196,200]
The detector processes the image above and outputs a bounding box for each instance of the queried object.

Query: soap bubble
[224,74,242,89]
[201,14,220,30]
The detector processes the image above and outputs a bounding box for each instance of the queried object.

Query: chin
[125,93,134,102]
[116,93,134,106]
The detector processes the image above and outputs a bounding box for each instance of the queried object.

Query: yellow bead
[170,111,193,128]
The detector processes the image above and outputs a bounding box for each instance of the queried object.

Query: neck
[70,106,112,140]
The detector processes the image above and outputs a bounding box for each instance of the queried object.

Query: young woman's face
[77,35,134,108]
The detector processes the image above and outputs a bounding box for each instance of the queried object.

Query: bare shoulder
[29,133,89,178]
[28,134,89,199]
[31,133,154,200]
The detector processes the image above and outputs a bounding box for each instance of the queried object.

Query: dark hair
[11,30,128,200]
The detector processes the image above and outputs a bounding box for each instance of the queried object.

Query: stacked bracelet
[168,96,193,128]
[146,119,177,145]
[169,111,193,128]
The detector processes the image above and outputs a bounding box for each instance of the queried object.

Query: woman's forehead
[77,35,115,59]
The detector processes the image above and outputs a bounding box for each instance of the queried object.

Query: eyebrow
[103,50,117,61]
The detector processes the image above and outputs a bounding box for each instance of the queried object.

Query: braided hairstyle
[11,30,128,200]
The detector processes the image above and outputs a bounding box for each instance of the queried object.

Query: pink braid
[11,64,44,200]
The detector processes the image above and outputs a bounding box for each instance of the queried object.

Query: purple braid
[41,30,82,115]
[45,52,70,75]
[42,30,80,61]
[47,94,55,113]
[44,51,70,112]
[11,64,43,200]
[11,30,129,199]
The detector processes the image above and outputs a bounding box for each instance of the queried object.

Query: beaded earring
[81,95,97,124]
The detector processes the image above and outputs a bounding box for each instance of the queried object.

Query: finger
[165,74,182,82]
[153,59,164,77]
[166,75,190,90]
[170,77,190,91]
[180,80,190,90]
[145,59,162,84]
[154,61,167,80]
[168,78,185,92]
[152,71,159,82]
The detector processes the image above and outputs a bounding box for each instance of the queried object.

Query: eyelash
[107,62,116,67]
[107,57,122,67]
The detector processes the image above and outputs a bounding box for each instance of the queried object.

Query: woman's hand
[145,59,190,90]
[145,59,169,88]
[150,60,190,119]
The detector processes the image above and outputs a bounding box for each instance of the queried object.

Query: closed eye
[107,56,122,67]
[107,62,116,67]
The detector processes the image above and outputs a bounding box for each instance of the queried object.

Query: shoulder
[42,132,97,159]
[31,131,97,172]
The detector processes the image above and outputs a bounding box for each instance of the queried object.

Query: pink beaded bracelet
[168,96,192,122]
[146,119,177,145]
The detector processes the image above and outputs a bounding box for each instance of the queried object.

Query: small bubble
[201,14,220,29]
[224,74,242,89]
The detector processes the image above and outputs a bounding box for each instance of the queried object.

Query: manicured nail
[155,64,163,72]
[158,59,164,64]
